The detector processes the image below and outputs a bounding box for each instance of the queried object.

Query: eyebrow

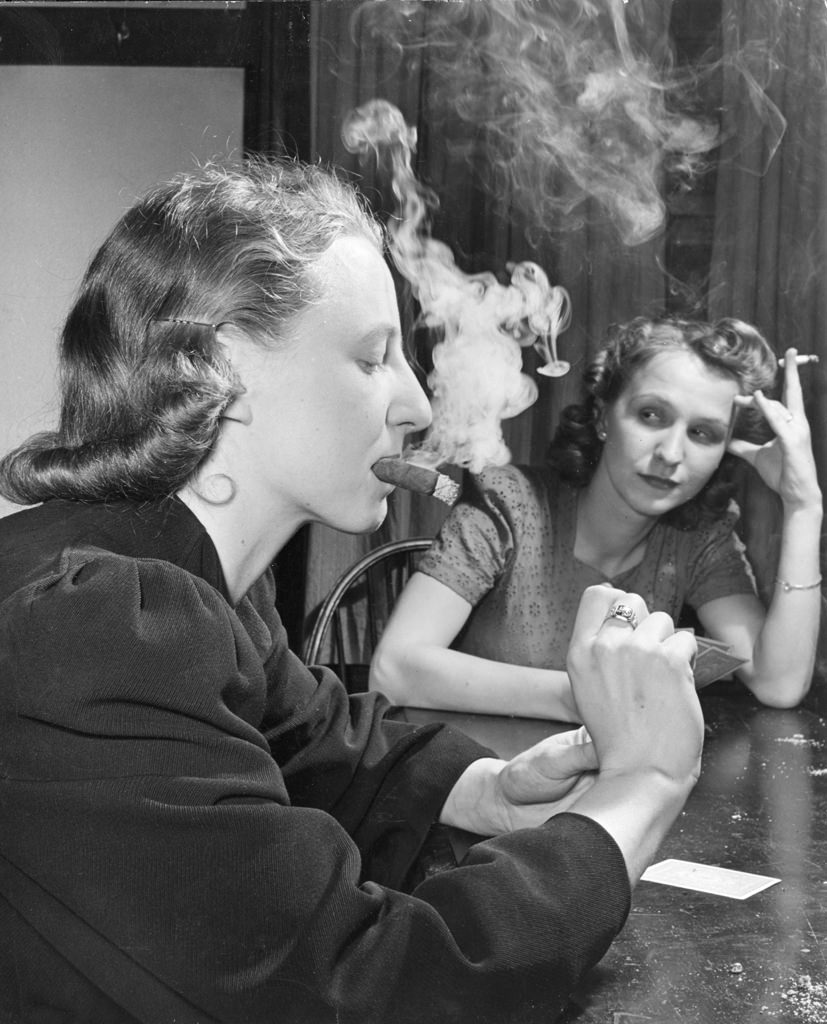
[632,394,730,428]
[358,324,400,346]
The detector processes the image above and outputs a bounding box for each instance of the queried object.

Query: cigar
[372,457,460,506]
[779,354,819,367]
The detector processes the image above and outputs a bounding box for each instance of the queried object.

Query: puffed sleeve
[417,464,536,604]
[0,551,630,1024]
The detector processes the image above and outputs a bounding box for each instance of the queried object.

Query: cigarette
[724,402,740,446]
[372,457,460,506]
[779,354,819,367]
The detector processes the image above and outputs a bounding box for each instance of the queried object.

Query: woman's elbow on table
[369,636,414,703]
[742,667,814,709]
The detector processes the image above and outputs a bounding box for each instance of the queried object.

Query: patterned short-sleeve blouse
[417,464,758,670]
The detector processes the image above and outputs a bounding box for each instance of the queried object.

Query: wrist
[782,498,823,521]
[577,765,698,837]
[569,768,698,884]
[439,757,503,835]
[597,763,699,801]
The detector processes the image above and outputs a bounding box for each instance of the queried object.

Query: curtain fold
[708,0,827,630]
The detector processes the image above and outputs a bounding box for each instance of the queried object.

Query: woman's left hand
[440,726,598,836]
[727,347,821,511]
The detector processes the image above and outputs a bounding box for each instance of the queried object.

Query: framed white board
[0,64,244,514]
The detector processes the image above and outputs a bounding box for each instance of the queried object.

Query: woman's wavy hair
[0,157,383,505]
[547,315,778,529]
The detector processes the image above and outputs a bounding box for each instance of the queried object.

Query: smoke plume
[351,0,719,246]
[343,99,571,473]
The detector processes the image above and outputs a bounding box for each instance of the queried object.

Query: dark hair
[0,158,382,505]
[547,315,778,529]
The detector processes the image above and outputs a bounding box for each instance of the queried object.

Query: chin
[332,500,388,537]
[646,497,684,517]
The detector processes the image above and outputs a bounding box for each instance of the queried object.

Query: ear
[221,393,253,426]
[215,323,253,426]
[594,401,608,441]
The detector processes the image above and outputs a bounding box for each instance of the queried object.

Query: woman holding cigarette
[0,159,706,1023]
[372,316,822,717]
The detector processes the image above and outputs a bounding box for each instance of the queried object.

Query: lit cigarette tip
[778,354,819,367]
[372,457,460,506]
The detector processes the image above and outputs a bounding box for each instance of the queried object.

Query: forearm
[442,756,695,885]
[410,812,631,1019]
[371,641,579,721]
[562,770,696,885]
[748,503,823,706]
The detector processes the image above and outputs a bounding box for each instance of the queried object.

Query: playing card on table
[642,859,780,899]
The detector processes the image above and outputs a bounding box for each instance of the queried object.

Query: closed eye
[359,358,386,374]
[357,342,390,374]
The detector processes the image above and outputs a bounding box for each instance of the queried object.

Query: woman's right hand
[562,585,704,883]
[442,585,704,882]
[566,585,703,785]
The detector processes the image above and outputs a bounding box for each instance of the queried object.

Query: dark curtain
[708,0,827,650]
[244,1,312,160]
[302,0,676,648]
[243,2,313,651]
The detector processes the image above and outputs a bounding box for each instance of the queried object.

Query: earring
[197,473,236,506]
[597,427,607,441]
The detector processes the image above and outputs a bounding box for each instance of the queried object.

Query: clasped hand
[440,585,702,837]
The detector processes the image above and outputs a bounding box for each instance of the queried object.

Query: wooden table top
[401,679,827,1024]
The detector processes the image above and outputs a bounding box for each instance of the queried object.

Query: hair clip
[152,317,220,329]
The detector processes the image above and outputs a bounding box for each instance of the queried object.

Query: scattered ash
[775,975,827,1022]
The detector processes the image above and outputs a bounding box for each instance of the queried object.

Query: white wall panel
[0,64,243,514]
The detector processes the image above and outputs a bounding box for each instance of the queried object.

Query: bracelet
[774,576,822,592]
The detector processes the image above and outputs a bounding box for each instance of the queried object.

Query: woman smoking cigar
[0,158,705,1022]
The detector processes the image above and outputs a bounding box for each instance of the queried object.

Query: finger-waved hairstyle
[0,158,382,505]
[547,315,778,528]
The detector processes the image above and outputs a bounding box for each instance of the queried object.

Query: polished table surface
[401,680,827,1024]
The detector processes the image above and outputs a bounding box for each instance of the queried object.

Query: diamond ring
[605,603,639,629]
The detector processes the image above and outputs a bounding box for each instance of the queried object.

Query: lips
[639,474,678,492]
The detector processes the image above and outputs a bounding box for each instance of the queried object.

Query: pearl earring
[597,427,607,441]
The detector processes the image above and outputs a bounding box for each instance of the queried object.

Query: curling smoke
[342,99,572,473]
[353,0,719,246]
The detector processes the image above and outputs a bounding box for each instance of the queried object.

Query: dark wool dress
[0,497,629,1024]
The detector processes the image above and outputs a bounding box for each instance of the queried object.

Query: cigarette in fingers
[372,457,460,506]
[779,354,819,367]
[724,401,741,445]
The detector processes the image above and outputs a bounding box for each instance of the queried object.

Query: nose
[654,426,684,466]
[390,360,432,434]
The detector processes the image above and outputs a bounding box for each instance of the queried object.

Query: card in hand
[678,630,748,688]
